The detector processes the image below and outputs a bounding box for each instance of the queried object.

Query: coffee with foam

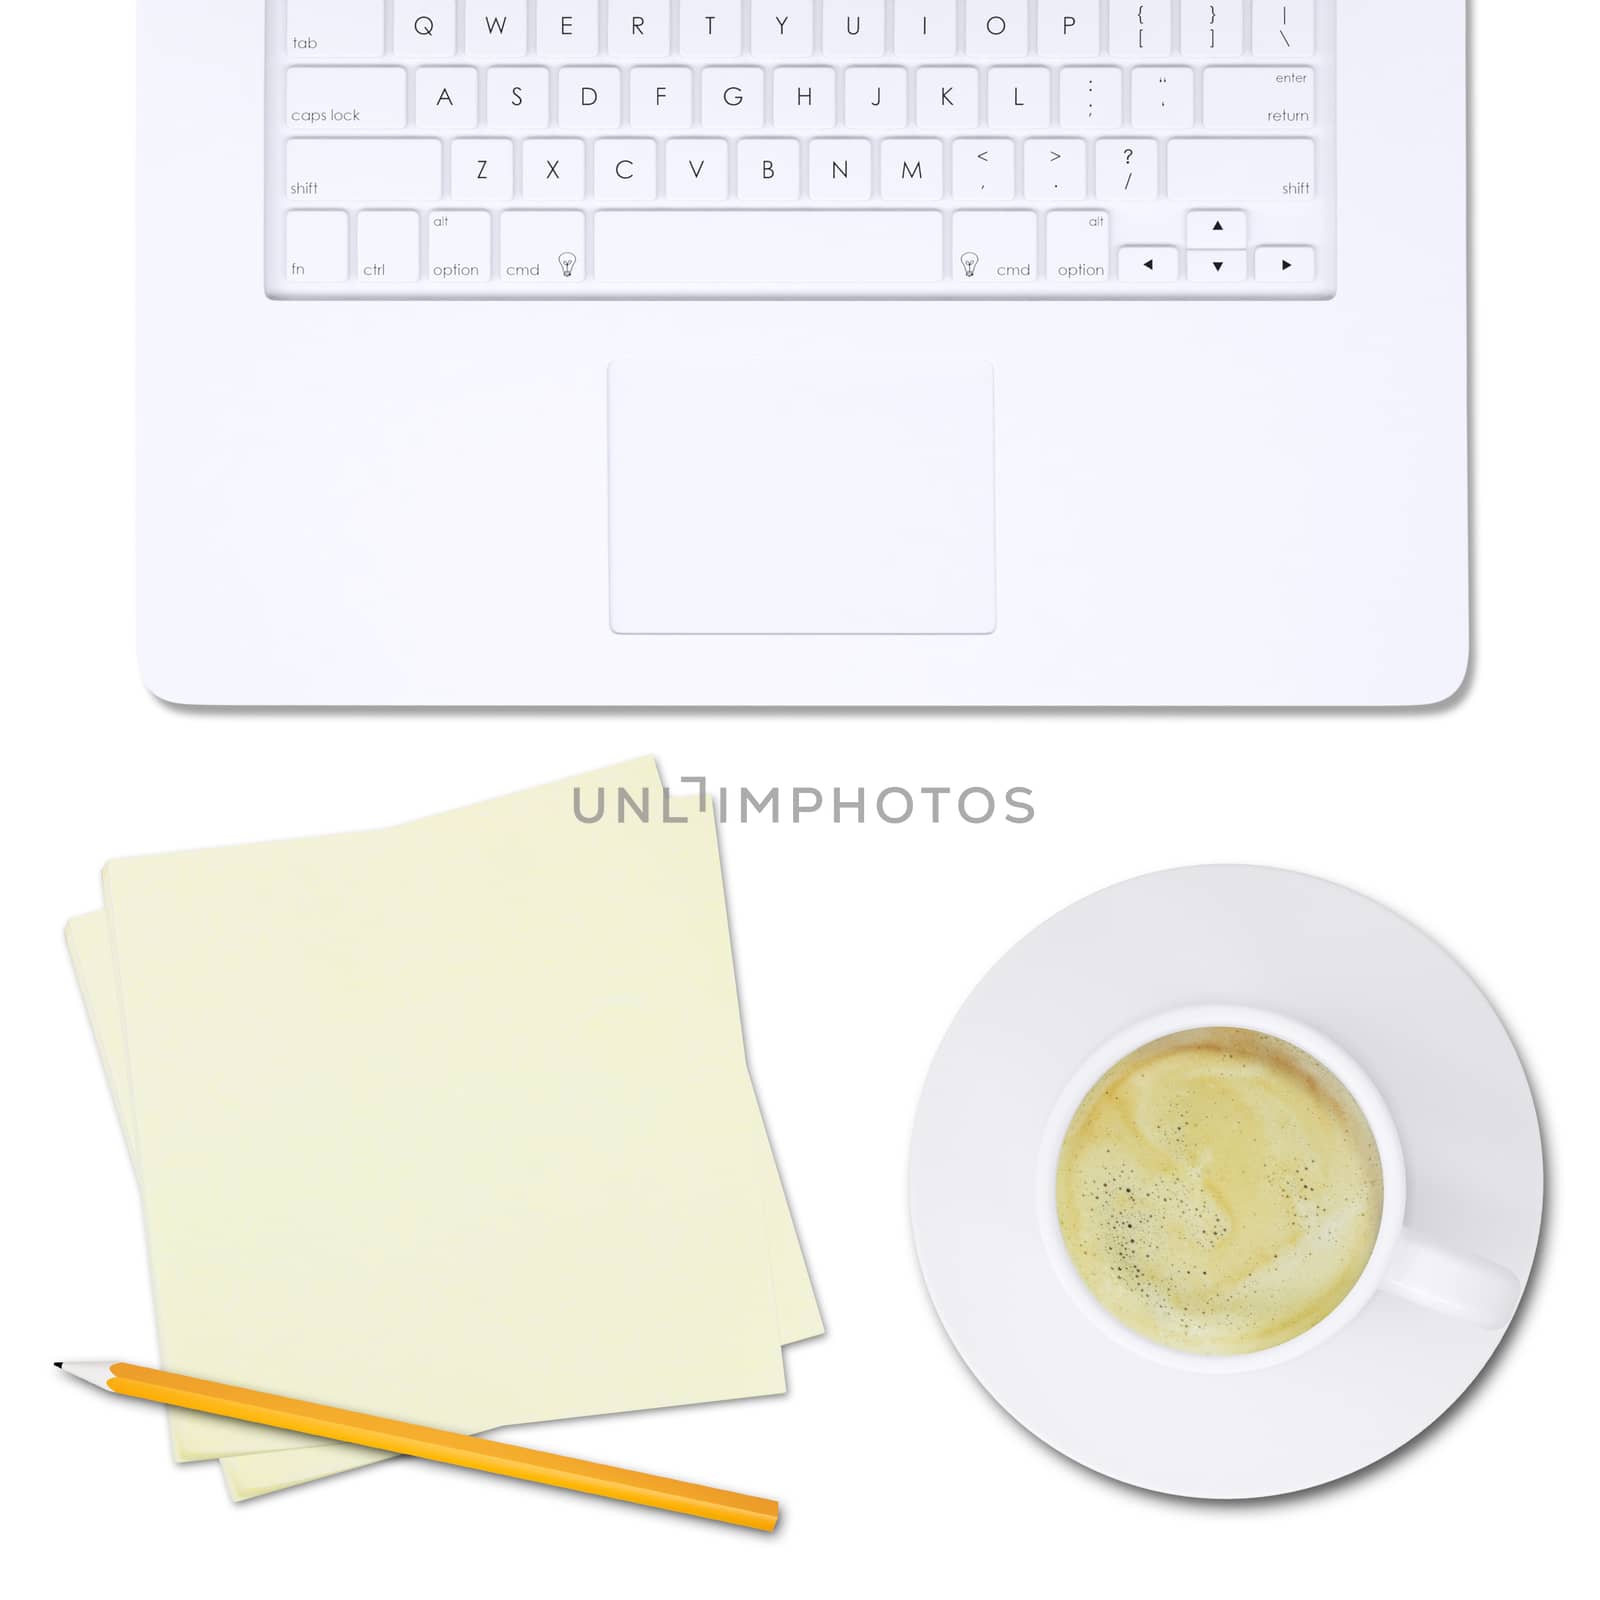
[1055,1028,1383,1357]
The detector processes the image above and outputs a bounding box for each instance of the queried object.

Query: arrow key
[1120,246,1180,283]
[1256,245,1316,283]
[1188,248,1248,283]
[1186,209,1247,249]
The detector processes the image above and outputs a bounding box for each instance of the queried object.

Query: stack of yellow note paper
[67,757,821,1500]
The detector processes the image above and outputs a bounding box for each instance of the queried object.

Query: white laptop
[137,0,1467,706]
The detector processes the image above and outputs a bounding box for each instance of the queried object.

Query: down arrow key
[1188,249,1247,283]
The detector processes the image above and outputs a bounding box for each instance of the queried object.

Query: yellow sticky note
[70,759,820,1496]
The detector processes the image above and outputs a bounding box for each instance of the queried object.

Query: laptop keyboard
[269,0,1335,298]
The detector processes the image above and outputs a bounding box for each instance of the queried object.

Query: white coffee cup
[1035,1004,1523,1375]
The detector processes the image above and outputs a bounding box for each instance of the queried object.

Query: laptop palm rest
[607,360,996,636]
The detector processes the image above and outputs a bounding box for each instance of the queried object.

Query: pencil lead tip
[54,1361,63,1368]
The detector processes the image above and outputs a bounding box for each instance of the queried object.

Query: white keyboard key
[894,0,956,57]
[558,66,622,128]
[631,67,693,129]
[753,4,815,56]
[1132,67,1194,128]
[609,0,670,54]
[738,139,802,199]
[595,138,658,198]
[487,67,551,127]
[1254,1,1314,58]
[287,0,385,57]
[1257,245,1315,282]
[1059,68,1123,128]
[1095,138,1157,200]
[703,68,764,129]
[537,0,600,55]
[524,137,586,197]
[823,1,885,56]
[1186,208,1245,247]
[1045,209,1110,285]
[1181,0,1242,56]
[1039,6,1100,58]
[287,67,407,130]
[773,68,837,130]
[356,210,421,281]
[1109,0,1172,55]
[845,67,908,128]
[952,211,1036,284]
[1023,138,1087,200]
[417,67,479,128]
[285,211,349,281]
[429,210,492,281]
[452,139,514,199]
[953,139,1016,200]
[468,4,529,53]
[1204,67,1315,130]
[966,0,1028,58]
[665,139,730,199]
[880,138,942,197]
[396,3,457,56]
[916,67,979,129]
[1120,245,1179,281]
[1167,137,1314,199]
[988,67,1050,129]
[810,139,872,199]
[1189,248,1247,281]
[593,210,943,285]
[680,1,742,55]
[287,139,443,202]
[502,211,586,280]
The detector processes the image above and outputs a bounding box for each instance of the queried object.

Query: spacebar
[594,211,945,286]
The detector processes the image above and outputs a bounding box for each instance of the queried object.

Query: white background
[2,3,1595,1594]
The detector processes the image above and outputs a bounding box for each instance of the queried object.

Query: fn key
[285,211,348,282]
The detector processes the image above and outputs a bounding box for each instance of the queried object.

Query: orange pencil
[58,1362,778,1532]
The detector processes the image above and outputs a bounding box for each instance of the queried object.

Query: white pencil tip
[58,1362,116,1391]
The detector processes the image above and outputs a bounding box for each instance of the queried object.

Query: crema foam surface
[1055,1029,1384,1357]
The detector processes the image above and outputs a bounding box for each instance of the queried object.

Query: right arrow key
[1256,246,1317,284]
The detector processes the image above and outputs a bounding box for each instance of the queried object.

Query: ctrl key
[357,211,420,283]
[502,212,585,285]
[285,210,348,283]
[1045,211,1109,288]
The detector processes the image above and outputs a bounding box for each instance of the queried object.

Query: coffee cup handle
[1382,1232,1522,1329]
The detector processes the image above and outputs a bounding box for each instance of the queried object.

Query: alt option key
[1044,210,1110,287]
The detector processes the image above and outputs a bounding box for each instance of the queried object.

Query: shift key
[286,139,443,203]
[1167,139,1315,200]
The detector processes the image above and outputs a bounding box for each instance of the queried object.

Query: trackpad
[608,361,996,635]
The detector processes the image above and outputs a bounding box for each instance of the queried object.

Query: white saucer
[909,867,1545,1499]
